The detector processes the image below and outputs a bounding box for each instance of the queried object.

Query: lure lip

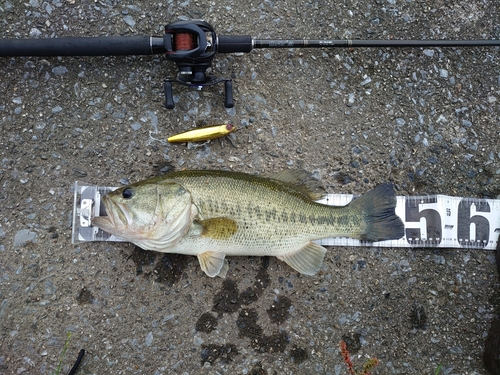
[167,123,236,143]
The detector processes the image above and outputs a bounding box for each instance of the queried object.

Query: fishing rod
[1,19,498,109]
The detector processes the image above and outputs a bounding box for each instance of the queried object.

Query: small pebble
[261,110,271,120]
[347,93,355,107]
[14,229,37,247]
[123,15,136,27]
[423,49,435,57]
[462,120,472,127]
[52,66,68,75]
[193,336,204,346]
[145,332,153,346]
[29,28,42,38]
[360,77,372,86]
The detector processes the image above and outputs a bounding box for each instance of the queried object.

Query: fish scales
[93,169,404,278]
[169,172,360,247]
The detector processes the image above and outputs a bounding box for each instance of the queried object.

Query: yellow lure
[167,123,236,143]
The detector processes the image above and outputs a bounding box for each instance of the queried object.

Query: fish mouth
[92,195,128,234]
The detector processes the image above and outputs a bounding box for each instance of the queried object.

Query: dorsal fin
[268,169,325,201]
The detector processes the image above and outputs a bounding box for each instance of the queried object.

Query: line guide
[72,182,500,250]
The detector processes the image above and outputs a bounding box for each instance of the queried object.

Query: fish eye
[122,187,134,199]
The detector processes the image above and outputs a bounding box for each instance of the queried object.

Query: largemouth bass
[93,170,404,278]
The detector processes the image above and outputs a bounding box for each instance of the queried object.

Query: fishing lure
[167,123,235,143]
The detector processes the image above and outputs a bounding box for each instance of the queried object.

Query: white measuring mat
[72,182,500,250]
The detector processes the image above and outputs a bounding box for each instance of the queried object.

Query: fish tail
[349,183,404,242]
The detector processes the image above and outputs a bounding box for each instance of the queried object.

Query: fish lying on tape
[92,170,404,278]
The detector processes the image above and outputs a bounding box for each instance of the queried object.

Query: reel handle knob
[224,80,234,108]
[164,81,175,109]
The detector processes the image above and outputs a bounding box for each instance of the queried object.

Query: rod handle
[0,36,157,57]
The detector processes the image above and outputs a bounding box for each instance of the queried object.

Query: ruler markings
[316,194,500,249]
[73,183,500,249]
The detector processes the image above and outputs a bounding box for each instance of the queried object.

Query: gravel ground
[0,1,499,374]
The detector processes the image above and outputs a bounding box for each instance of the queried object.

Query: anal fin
[278,243,327,275]
[198,252,228,278]
[218,259,229,279]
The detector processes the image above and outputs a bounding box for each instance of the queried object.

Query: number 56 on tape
[317,194,500,250]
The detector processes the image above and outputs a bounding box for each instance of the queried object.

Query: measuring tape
[72,182,500,250]
[316,194,500,250]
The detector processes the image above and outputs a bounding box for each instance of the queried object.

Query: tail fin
[349,183,404,242]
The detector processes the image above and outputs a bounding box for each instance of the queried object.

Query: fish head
[92,181,194,245]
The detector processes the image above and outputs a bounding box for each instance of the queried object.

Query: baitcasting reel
[162,20,242,109]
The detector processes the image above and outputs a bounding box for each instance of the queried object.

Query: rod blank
[252,39,500,49]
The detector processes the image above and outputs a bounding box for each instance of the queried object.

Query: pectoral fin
[278,243,327,275]
[200,218,238,240]
[198,252,228,278]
